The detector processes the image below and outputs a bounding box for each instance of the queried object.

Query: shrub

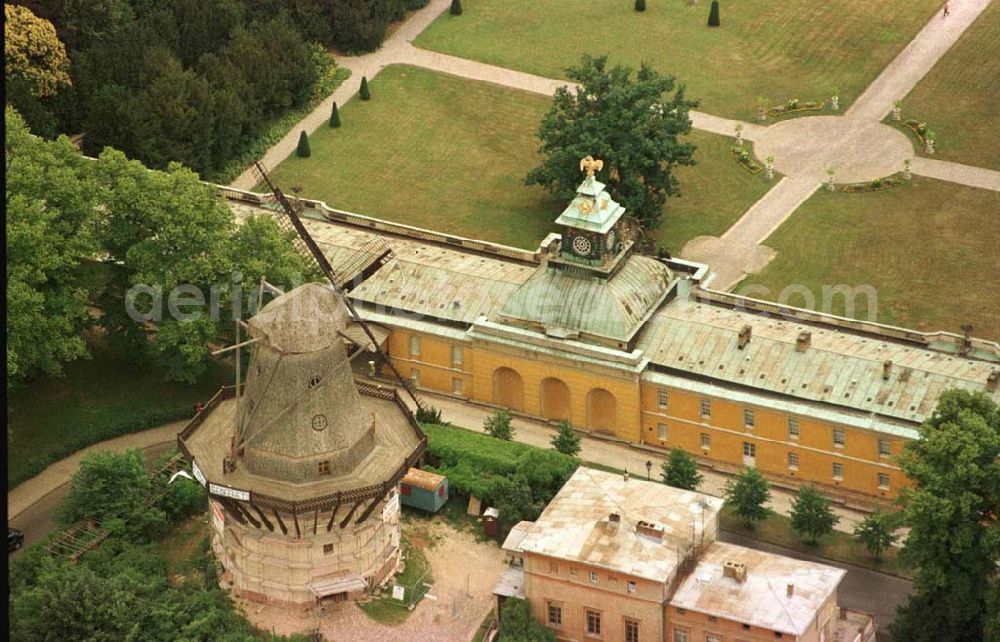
[551,420,582,456]
[708,0,721,26]
[484,409,514,440]
[359,75,371,100]
[329,100,341,128]
[450,0,463,16]
[405,0,431,8]
[415,405,443,424]
[635,0,646,11]
[296,130,311,158]
[499,598,557,641]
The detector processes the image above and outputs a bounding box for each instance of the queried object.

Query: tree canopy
[789,485,839,545]
[891,390,1000,642]
[526,54,697,233]
[6,109,314,387]
[4,3,72,97]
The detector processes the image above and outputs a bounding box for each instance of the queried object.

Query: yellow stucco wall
[383,326,911,501]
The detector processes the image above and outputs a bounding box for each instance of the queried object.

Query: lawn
[268,66,767,251]
[898,1,1000,170]
[415,0,942,120]
[739,177,1000,340]
[7,333,233,486]
[358,529,434,625]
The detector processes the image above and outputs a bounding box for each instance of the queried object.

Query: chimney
[636,520,665,541]
[988,371,1000,393]
[882,360,893,380]
[738,325,752,350]
[786,583,795,597]
[722,560,747,583]
[609,512,621,523]
[623,471,629,482]
[796,331,811,352]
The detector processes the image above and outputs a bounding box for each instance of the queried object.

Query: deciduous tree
[4,4,72,97]
[484,409,515,441]
[891,390,1000,642]
[853,510,899,561]
[525,54,696,231]
[724,467,771,529]
[790,485,839,545]
[661,449,703,491]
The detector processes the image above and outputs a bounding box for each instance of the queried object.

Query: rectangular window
[451,345,463,367]
[627,580,637,593]
[410,368,420,386]
[452,378,463,395]
[589,571,598,584]
[707,635,721,642]
[878,439,891,457]
[788,452,799,470]
[658,391,669,408]
[318,460,331,476]
[323,543,334,554]
[658,423,668,441]
[743,442,756,458]
[625,619,640,642]
[700,433,711,449]
[833,462,844,480]
[586,610,602,637]
[549,561,558,574]
[409,335,421,357]
[673,628,689,642]
[547,602,562,626]
[788,418,800,440]
[744,409,755,429]
[833,429,845,448]
[878,473,890,490]
[700,399,712,419]
[708,616,718,623]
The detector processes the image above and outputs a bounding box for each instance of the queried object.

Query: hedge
[9,406,195,488]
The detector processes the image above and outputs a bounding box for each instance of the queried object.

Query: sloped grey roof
[637,298,1000,424]
[498,255,673,343]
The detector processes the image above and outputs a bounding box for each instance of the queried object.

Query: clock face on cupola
[554,156,627,267]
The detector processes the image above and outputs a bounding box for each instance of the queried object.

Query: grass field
[740,177,1000,340]
[269,65,768,250]
[899,1,1000,170]
[415,0,941,120]
[7,335,232,486]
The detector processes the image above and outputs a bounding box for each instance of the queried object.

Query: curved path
[231,0,1000,290]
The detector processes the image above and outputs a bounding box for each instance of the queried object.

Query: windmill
[249,160,426,413]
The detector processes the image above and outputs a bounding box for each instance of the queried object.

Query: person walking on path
[943,2,950,17]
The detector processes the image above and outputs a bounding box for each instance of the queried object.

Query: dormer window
[309,375,322,389]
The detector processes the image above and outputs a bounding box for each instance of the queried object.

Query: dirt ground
[238,515,505,641]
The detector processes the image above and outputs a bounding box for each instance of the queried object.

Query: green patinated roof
[553,177,625,234]
[499,255,673,343]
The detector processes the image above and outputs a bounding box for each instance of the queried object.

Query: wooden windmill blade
[251,161,426,412]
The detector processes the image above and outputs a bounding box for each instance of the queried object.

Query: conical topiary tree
[708,0,720,26]
[635,0,646,11]
[329,101,341,128]
[296,131,311,158]
[450,0,463,16]
[359,76,371,100]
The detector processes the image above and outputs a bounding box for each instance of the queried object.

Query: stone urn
[925,138,935,154]
[891,102,902,121]
[757,106,766,122]
[903,159,912,180]
[826,170,836,191]
[734,124,744,147]
[830,95,839,111]
[765,156,774,180]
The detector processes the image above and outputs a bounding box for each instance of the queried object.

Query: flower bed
[730,142,764,175]
[840,173,908,193]
[765,98,826,119]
